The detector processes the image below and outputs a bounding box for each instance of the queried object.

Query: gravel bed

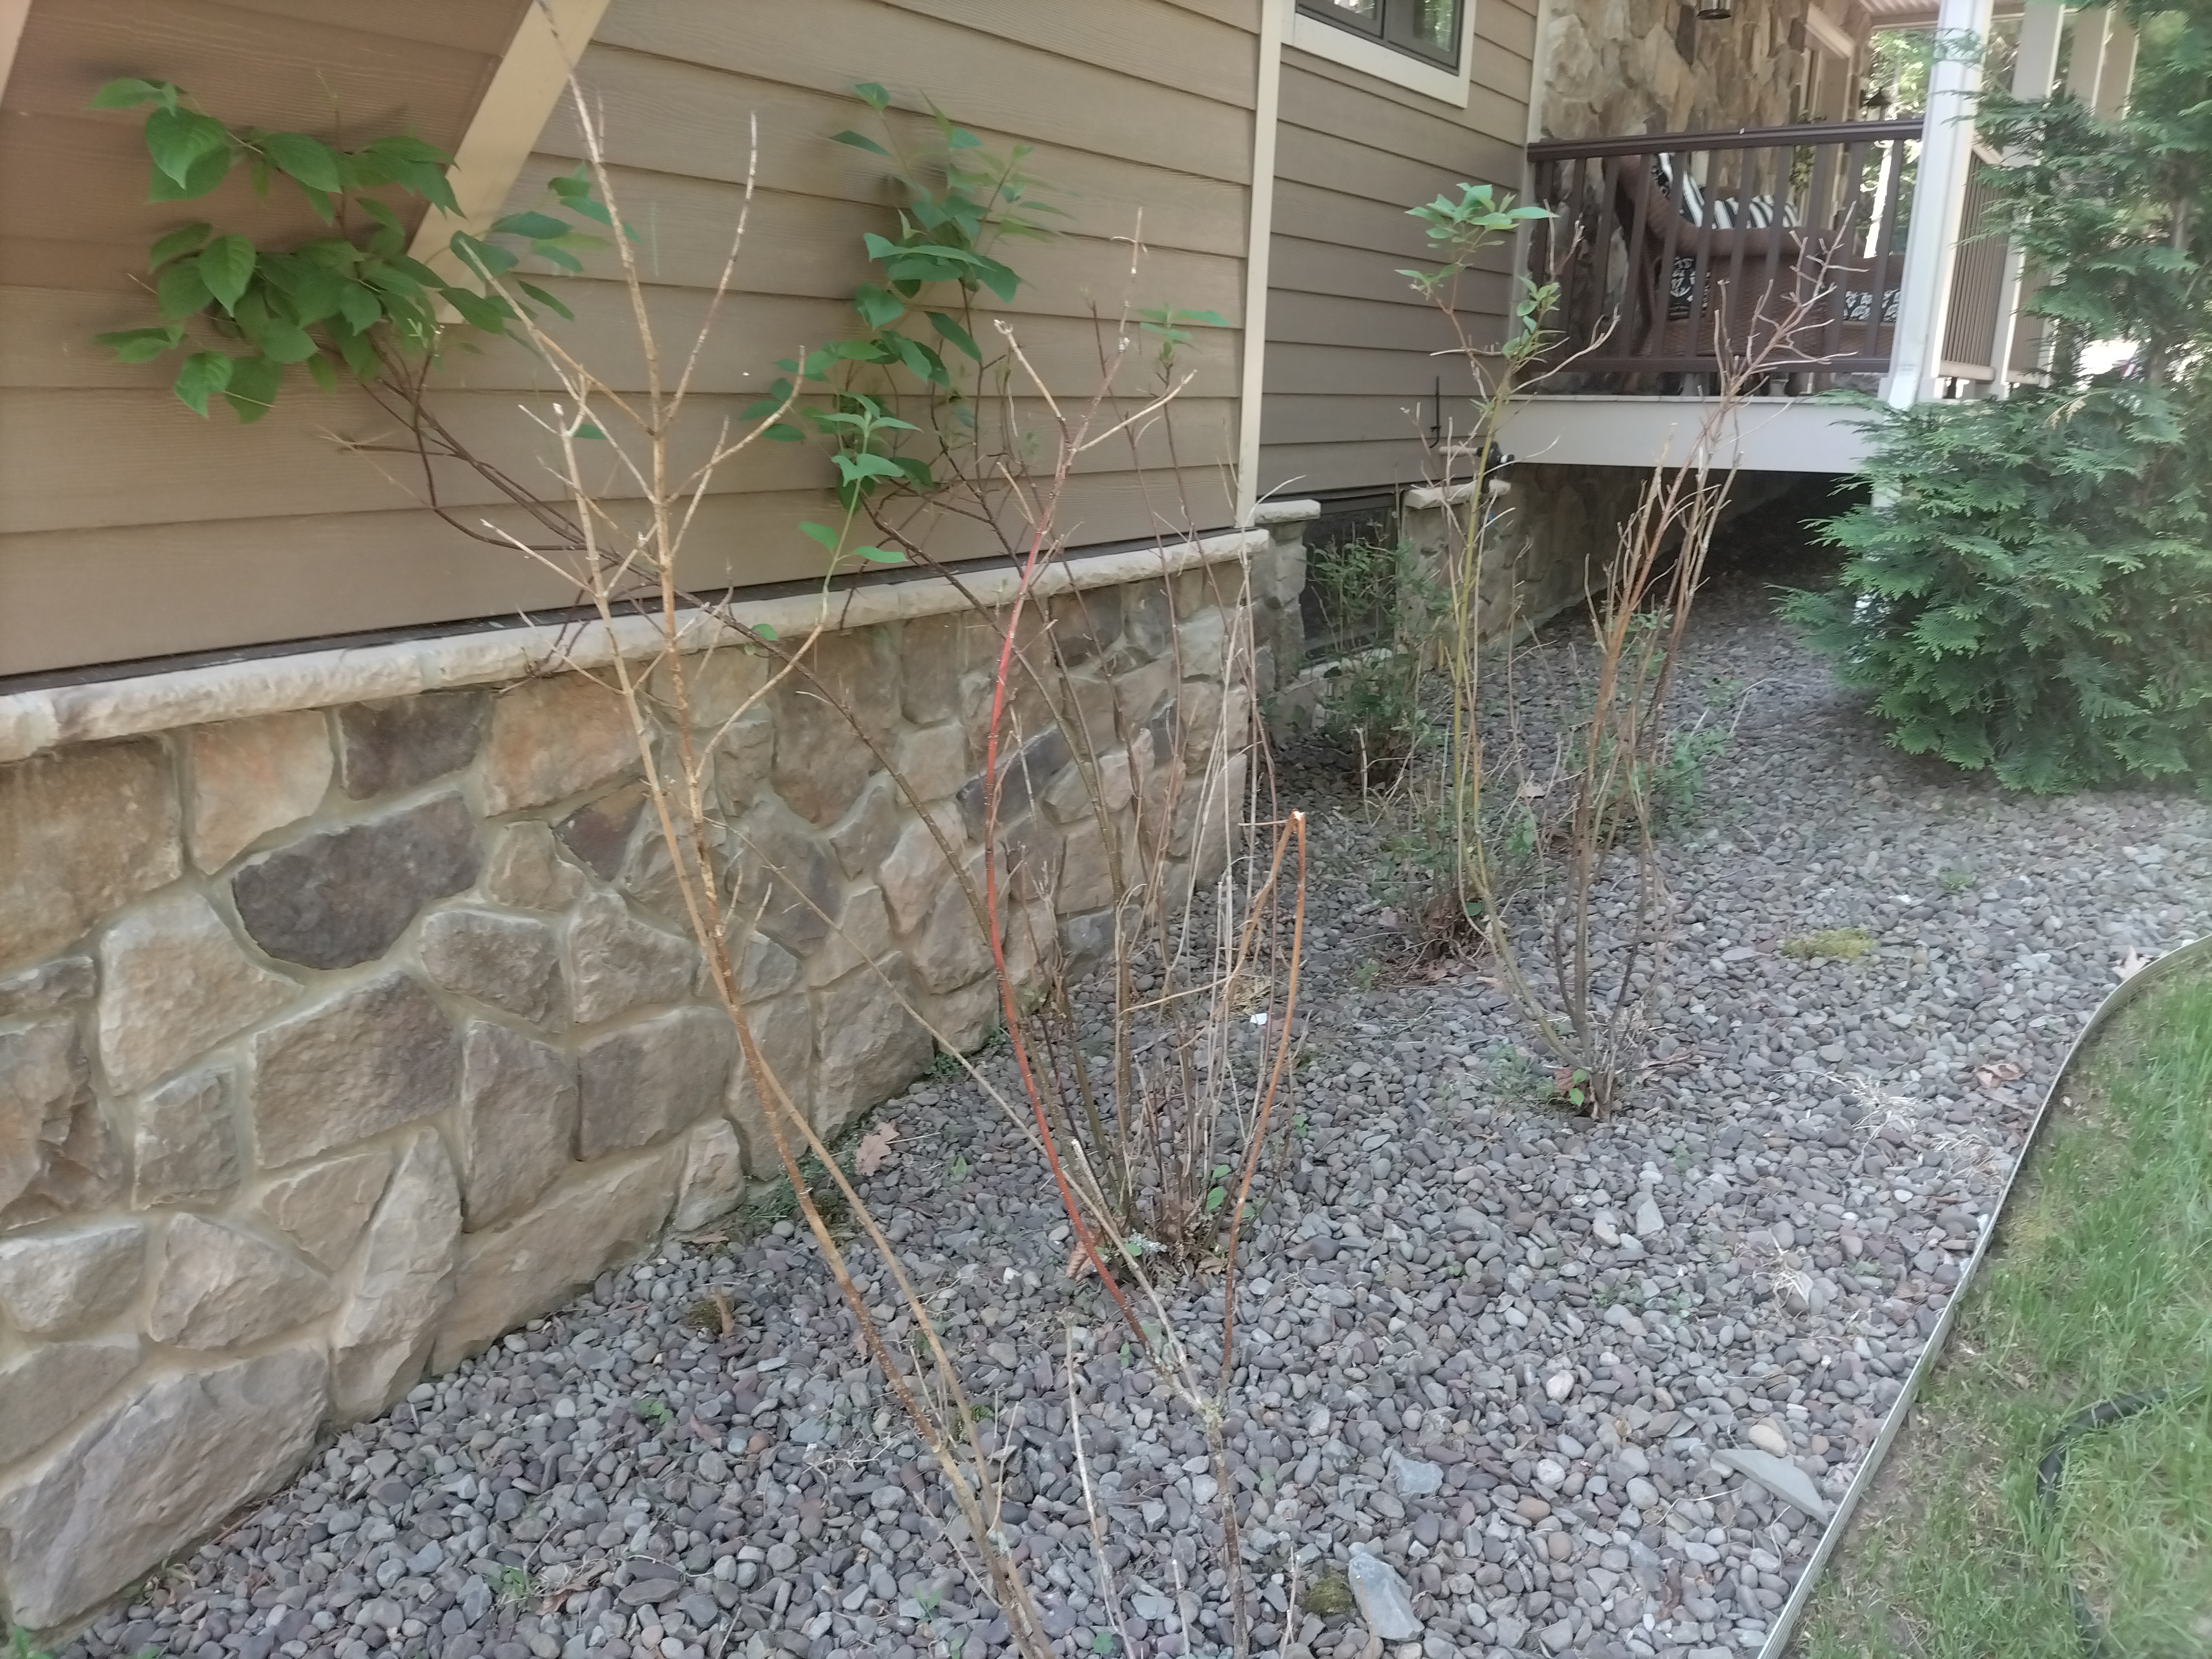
[64,561,2212,1659]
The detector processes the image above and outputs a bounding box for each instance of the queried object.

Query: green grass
[1798,964,2212,1658]
[1781,927,1875,961]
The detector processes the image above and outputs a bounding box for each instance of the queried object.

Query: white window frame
[1287,0,1481,106]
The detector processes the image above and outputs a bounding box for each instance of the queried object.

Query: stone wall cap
[1249,499,1322,525]
[1405,478,1511,510]
[0,528,1271,764]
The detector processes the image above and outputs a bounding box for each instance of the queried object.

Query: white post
[1233,0,1287,528]
[1881,0,1999,408]
[1985,0,2065,398]
[2067,6,2113,107]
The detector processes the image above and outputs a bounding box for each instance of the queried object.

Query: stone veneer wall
[1538,0,1825,139]
[0,523,1308,1633]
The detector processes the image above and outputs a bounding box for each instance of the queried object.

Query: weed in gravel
[1939,866,1977,894]
[1783,927,1875,961]
[1302,1568,1355,1618]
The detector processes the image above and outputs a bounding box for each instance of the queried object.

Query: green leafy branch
[88,79,611,422]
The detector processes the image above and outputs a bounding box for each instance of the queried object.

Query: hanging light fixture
[1696,0,1734,18]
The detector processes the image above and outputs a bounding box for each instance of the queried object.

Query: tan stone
[812,959,930,1137]
[828,775,904,880]
[670,1117,747,1232]
[711,716,775,817]
[328,1129,460,1421]
[146,1214,336,1350]
[893,722,970,804]
[453,1022,576,1230]
[431,1143,681,1370]
[258,1149,393,1271]
[479,822,592,911]
[576,1006,733,1159]
[566,893,697,1026]
[185,712,333,873]
[805,886,895,989]
[0,1220,145,1336]
[879,810,965,934]
[419,905,565,1027]
[0,1020,121,1232]
[1175,607,1230,681]
[671,644,770,732]
[0,1334,140,1465]
[1055,819,1114,914]
[908,854,993,994]
[724,996,817,1174]
[250,973,460,1168]
[929,975,1000,1056]
[132,1068,241,1209]
[0,1345,327,1631]
[478,674,638,816]
[96,890,299,1094]
[0,739,180,968]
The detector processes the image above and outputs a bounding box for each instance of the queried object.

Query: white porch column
[2067,6,2114,107]
[1985,0,2065,398]
[1882,0,2000,408]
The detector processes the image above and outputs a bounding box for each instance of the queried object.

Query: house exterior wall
[1259,4,1541,499]
[0,527,1303,1632]
[0,0,1259,679]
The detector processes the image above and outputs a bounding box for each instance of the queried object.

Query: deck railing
[1525,118,1997,389]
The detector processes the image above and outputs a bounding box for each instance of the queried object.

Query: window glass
[1402,0,1463,59]
[1298,0,1384,36]
[1303,0,1465,68]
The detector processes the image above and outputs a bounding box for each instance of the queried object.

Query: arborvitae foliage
[1790,3,2212,792]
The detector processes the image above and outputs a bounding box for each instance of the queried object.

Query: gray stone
[1391,1454,1444,1498]
[827,776,904,880]
[565,894,696,1027]
[478,822,592,912]
[736,931,801,999]
[146,1213,336,1350]
[186,711,333,872]
[478,674,637,817]
[878,811,963,935]
[0,739,180,969]
[908,858,993,994]
[233,792,481,970]
[252,974,462,1168]
[453,1022,576,1231]
[770,633,893,826]
[0,1220,145,1336]
[805,885,895,988]
[419,906,565,1027]
[96,889,298,1094]
[954,727,1073,839]
[132,1068,241,1208]
[556,782,648,880]
[576,1006,733,1159]
[0,1345,327,1630]
[335,690,491,799]
[328,1129,461,1421]
[893,723,969,804]
[1347,1548,1421,1641]
[1712,1446,1833,1523]
[727,805,843,958]
[0,956,96,1019]
[813,962,930,1136]
[0,1020,121,1229]
[258,1149,394,1271]
[431,1144,681,1370]
[670,1117,748,1232]
[0,1334,140,1465]
[1635,1195,1666,1237]
[709,715,775,817]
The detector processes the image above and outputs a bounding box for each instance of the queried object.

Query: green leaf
[260,131,343,194]
[449,232,518,280]
[853,82,890,111]
[155,259,213,320]
[148,144,231,202]
[90,78,177,112]
[852,283,905,328]
[440,287,511,333]
[257,315,320,363]
[572,421,606,440]
[147,222,213,271]
[171,350,234,416]
[1204,1187,1227,1213]
[93,325,186,364]
[945,127,981,149]
[852,545,905,564]
[303,351,338,393]
[830,129,891,156]
[832,450,906,484]
[926,311,981,361]
[492,210,571,241]
[144,107,232,186]
[799,520,842,550]
[196,234,256,310]
[222,352,283,421]
[515,279,574,320]
[336,280,384,332]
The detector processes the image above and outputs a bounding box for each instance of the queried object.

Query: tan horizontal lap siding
[0,0,1254,677]
[1258,11,1536,499]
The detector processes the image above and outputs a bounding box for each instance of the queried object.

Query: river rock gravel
[60,556,2212,1659]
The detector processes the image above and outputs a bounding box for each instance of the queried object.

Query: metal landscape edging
[1755,931,2212,1659]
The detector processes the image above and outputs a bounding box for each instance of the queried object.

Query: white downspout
[1984,0,2064,398]
[1234,0,1288,528]
[1880,0,1998,408]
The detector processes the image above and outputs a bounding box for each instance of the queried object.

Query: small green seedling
[1552,1066,1593,1108]
[634,1396,674,1426]
[1938,866,1976,894]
